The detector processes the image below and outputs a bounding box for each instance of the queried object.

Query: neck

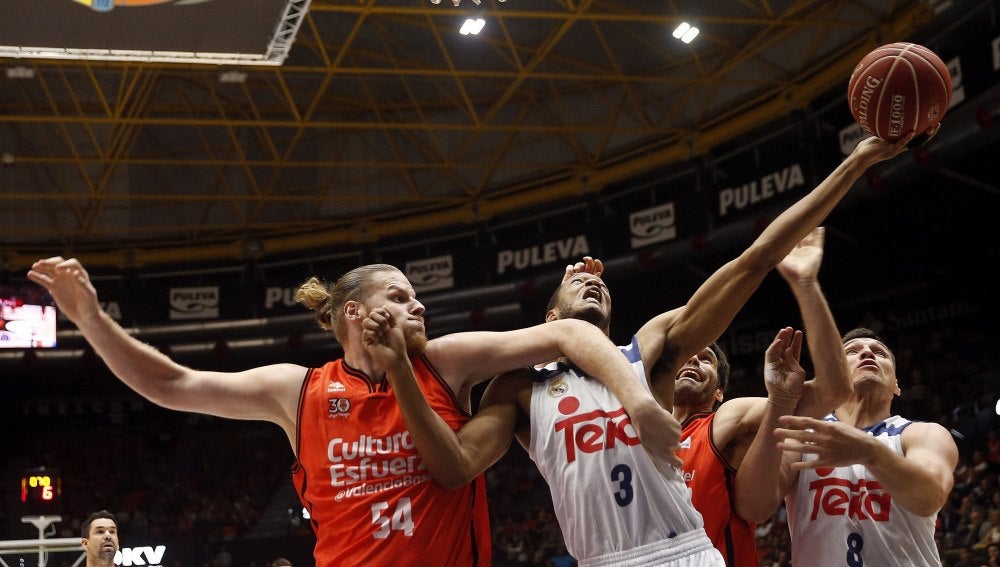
[833,394,892,429]
[342,344,388,383]
[672,401,713,424]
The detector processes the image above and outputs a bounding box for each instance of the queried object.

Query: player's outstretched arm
[735,229,851,521]
[27,257,303,434]
[638,136,911,401]
[363,307,517,488]
[774,227,852,417]
[426,318,683,469]
[733,327,806,522]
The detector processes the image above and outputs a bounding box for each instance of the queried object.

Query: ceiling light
[460,18,486,35]
[219,70,247,84]
[5,66,35,79]
[672,22,699,44]
[433,0,497,5]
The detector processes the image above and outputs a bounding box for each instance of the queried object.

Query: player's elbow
[438,479,472,490]
[432,468,479,490]
[734,498,782,525]
[906,490,950,518]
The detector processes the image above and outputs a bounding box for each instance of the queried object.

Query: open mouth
[676,368,701,382]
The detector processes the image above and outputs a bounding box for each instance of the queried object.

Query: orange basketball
[847,42,952,141]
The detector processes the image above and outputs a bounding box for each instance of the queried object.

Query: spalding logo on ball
[847,42,952,141]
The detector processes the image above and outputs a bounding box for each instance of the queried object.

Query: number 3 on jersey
[371,497,415,539]
[610,463,634,506]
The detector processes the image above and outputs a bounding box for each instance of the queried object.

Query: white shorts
[578,528,726,567]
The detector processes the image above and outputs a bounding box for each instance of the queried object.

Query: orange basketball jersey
[292,356,491,567]
[679,412,757,566]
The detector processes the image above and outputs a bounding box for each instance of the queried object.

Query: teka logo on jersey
[553,406,640,463]
[405,254,454,293]
[807,468,892,521]
[629,202,677,249]
[115,545,166,567]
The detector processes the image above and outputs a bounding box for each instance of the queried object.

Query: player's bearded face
[404,324,428,354]
[555,279,610,331]
[374,305,427,355]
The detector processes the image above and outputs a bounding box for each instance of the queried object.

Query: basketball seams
[898,44,952,112]
[847,41,950,140]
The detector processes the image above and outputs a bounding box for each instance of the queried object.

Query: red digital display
[19,468,62,515]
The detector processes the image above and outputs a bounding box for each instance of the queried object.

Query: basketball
[847,42,952,141]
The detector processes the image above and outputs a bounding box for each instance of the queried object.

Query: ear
[893,379,901,397]
[545,309,558,323]
[714,389,724,404]
[81,537,88,551]
[344,300,364,322]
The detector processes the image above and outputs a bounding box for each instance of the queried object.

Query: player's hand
[629,399,683,469]
[26,257,102,324]
[852,132,914,165]
[562,256,604,283]
[777,227,824,286]
[763,327,806,408]
[907,123,941,149]
[774,415,880,470]
[362,307,407,368]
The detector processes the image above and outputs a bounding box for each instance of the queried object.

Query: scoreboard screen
[20,467,62,516]
[0,291,57,349]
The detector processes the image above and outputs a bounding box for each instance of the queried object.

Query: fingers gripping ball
[847,42,952,141]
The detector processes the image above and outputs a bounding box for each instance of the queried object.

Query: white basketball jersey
[526,336,713,564]
[786,414,942,567]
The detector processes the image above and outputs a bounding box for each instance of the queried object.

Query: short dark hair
[841,327,894,361]
[271,559,293,567]
[841,326,885,345]
[708,341,730,394]
[546,280,564,313]
[82,510,117,539]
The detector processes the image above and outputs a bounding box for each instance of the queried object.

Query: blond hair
[295,264,400,343]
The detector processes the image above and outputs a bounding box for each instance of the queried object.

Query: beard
[672,379,715,408]
[404,327,428,355]
[557,300,610,333]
